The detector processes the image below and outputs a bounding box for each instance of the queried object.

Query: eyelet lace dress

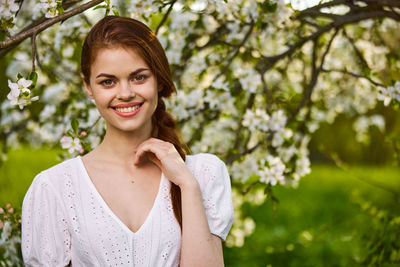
[21,153,234,267]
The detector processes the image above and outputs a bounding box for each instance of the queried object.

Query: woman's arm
[134,139,232,266]
[179,179,224,267]
[21,172,72,266]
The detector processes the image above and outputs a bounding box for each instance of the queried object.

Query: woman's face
[84,47,158,136]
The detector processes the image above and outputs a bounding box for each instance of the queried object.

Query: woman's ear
[81,75,94,98]
[83,80,94,99]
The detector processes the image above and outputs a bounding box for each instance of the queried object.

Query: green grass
[0,146,62,207]
[1,148,399,266]
[224,165,400,267]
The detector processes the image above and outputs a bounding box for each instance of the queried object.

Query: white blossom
[271,128,293,147]
[393,82,400,101]
[165,91,190,121]
[169,11,197,31]
[242,109,270,132]
[203,90,219,109]
[353,115,385,143]
[295,156,311,178]
[238,67,261,93]
[277,145,298,162]
[0,221,12,245]
[0,0,19,20]
[128,0,160,19]
[230,155,258,181]
[60,136,82,154]
[211,77,230,91]
[202,14,219,33]
[7,78,39,109]
[268,0,293,27]
[39,0,59,18]
[257,156,286,186]
[378,82,400,106]
[355,39,388,72]
[377,87,393,106]
[369,115,385,132]
[269,109,286,131]
[39,104,56,121]
[185,88,205,110]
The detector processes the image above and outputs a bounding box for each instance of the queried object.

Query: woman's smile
[84,47,158,134]
[111,102,144,117]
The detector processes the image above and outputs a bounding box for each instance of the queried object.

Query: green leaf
[22,90,30,97]
[71,118,79,134]
[67,129,75,137]
[255,18,263,30]
[17,73,23,79]
[112,9,119,16]
[93,4,107,10]
[81,141,92,153]
[260,2,277,13]
[28,71,38,87]
[56,6,65,14]
[244,173,260,185]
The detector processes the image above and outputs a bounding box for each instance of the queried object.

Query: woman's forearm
[179,177,224,267]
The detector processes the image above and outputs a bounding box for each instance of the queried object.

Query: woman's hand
[134,138,197,188]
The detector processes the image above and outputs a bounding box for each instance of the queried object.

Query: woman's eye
[133,75,147,82]
[101,79,114,86]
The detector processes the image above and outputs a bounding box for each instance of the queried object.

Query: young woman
[21,16,234,266]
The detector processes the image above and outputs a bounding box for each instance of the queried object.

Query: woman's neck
[92,125,152,166]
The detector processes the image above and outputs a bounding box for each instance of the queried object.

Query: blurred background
[1,0,400,266]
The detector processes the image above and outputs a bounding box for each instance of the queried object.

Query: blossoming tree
[1,0,400,263]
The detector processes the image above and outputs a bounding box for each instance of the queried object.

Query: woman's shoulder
[186,153,226,167]
[185,153,229,182]
[31,156,81,186]
[23,157,82,210]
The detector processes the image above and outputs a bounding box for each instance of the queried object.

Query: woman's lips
[112,102,142,108]
[111,103,143,117]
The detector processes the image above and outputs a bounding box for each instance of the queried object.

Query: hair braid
[152,98,187,230]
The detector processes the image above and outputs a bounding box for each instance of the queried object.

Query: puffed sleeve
[195,153,234,241]
[21,172,71,267]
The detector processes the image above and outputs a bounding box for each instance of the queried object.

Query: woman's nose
[117,81,135,99]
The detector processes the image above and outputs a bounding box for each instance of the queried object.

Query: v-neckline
[77,156,164,236]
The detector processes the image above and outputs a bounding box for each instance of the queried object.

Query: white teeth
[115,105,141,113]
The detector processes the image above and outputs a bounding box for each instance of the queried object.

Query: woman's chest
[88,170,162,234]
[60,169,181,266]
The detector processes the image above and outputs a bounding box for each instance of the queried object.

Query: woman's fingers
[133,138,193,187]
[134,138,167,165]
[146,152,162,169]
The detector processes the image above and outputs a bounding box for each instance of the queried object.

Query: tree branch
[289,28,339,122]
[298,0,347,14]
[342,28,370,72]
[226,141,263,165]
[0,0,102,53]
[228,93,255,160]
[31,33,37,72]
[257,9,400,74]
[215,21,254,80]
[0,0,83,58]
[321,68,386,88]
[155,0,177,35]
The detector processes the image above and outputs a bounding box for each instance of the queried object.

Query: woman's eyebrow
[129,68,150,77]
[96,68,150,79]
[96,73,115,79]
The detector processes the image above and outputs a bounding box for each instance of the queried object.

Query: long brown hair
[81,16,187,229]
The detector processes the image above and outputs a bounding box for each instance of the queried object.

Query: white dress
[21,153,234,267]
